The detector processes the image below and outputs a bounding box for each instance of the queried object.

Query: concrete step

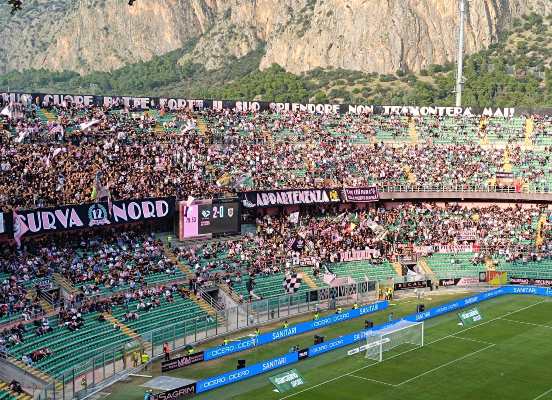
[38,300,54,314]
[102,313,144,344]
[299,271,318,290]
[0,381,33,400]
[8,356,52,384]
[219,283,242,304]
[53,273,80,295]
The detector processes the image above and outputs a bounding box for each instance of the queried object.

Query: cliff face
[0,0,551,75]
[0,0,219,75]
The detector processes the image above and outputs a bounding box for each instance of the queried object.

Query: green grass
[105,293,552,400]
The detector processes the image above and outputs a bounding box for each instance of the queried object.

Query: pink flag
[13,209,28,247]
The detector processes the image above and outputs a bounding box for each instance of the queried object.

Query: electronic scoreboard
[179,198,241,240]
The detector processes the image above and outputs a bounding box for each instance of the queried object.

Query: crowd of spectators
[63,230,179,293]
[3,102,552,209]
[2,201,550,325]
[3,98,552,368]
[0,280,191,357]
[177,203,552,285]
[0,200,551,375]
[1,226,178,291]
[0,276,43,321]
[0,225,182,328]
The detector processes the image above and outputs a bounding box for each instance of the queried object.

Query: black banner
[343,187,379,203]
[495,172,514,179]
[12,196,175,240]
[240,189,341,209]
[496,171,515,186]
[288,236,306,252]
[161,352,205,372]
[151,383,196,400]
[439,278,461,287]
[317,282,365,301]
[479,272,487,283]
[394,280,431,291]
[0,91,527,117]
[510,277,552,287]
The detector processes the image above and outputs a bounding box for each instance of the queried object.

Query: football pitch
[107,293,552,400]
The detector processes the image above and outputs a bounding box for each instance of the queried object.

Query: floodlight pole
[455,0,466,107]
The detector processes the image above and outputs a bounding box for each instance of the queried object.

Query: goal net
[365,320,424,362]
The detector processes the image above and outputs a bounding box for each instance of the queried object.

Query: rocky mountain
[1,0,551,76]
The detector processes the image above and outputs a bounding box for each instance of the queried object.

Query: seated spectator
[9,380,23,394]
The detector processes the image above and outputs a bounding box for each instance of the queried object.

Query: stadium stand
[3,97,552,399]
[425,253,483,279]
[0,379,32,400]
[5,105,552,209]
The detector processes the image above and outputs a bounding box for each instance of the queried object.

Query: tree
[6,0,22,14]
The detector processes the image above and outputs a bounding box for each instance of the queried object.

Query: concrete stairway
[53,273,80,296]
[0,380,33,400]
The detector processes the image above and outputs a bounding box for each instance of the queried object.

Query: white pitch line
[533,387,552,400]
[498,318,552,330]
[449,335,495,345]
[349,374,396,387]
[278,299,545,400]
[395,344,495,387]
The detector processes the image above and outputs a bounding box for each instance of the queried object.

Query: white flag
[52,148,63,158]
[185,195,195,208]
[0,106,11,118]
[184,196,195,217]
[288,211,300,224]
[79,119,100,130]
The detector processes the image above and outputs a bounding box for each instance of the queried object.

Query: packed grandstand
[0,92,552,400]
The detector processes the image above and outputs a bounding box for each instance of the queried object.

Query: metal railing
[38,290,59,308]
[377,182,552,194]
[33,281,376,400]
[197,287,225,313]
[19,264,552,400]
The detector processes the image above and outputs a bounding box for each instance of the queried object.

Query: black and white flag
[283,273,302,294]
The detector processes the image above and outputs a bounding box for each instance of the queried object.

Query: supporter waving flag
[79,119,100,130]
[0,105,12,118]
[288,211,300,224]
[12,209,28,247]
[283,273,302,294]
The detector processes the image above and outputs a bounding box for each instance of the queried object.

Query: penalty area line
[533,387,552,400]
[449,335,495,345]
[498,318,552,330]
[349,374,396,387]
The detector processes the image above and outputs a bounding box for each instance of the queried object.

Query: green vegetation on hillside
[2,12,552,106]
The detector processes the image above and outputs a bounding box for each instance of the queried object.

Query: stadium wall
[202,301,388,361]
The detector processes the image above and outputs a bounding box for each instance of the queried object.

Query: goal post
[365,320,424,362]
